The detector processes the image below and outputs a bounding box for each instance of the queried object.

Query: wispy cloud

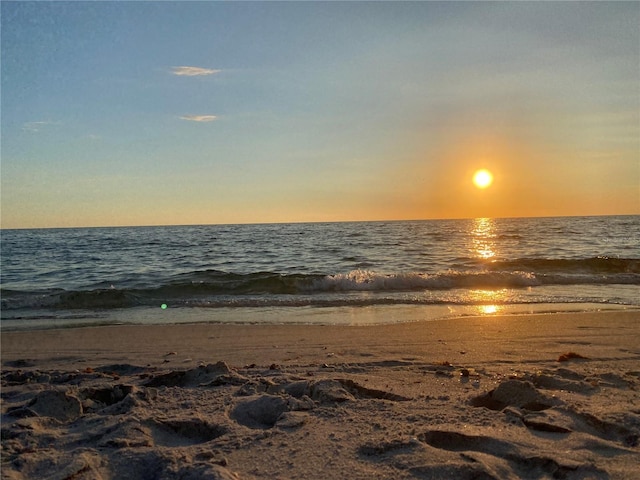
[179,115,218,122]
[22,121,57,132]
[171,66,220,76]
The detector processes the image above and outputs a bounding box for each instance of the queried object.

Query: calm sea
[1,216,639,330]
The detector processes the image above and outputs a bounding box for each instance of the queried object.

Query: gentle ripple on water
[1,216,639,326]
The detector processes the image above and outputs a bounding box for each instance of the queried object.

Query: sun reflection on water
[466,219,508,314]
[470,217,497,260]
[478,304,500,314]
[467,289,506,315]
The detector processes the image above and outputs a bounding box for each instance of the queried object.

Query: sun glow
[473,169,493,189]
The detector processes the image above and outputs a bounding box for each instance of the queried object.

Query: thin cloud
[171,66,220,76]
[179,115,218,122]
[22,121,57,132]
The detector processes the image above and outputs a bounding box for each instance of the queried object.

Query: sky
[1,1,639,229]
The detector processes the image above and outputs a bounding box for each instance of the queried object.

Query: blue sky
[2,1,638,228]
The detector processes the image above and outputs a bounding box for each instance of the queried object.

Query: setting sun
[473,169,494,189]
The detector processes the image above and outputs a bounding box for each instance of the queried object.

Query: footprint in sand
[146,417,229,447]
[418,429,608,479]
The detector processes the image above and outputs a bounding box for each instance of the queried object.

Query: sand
[2,310,640,479]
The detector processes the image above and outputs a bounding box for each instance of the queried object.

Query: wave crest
[2,257,638,311]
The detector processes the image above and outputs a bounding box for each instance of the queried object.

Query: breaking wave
[2,256,639,311]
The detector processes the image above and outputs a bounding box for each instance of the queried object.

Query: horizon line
[2,213,638,231]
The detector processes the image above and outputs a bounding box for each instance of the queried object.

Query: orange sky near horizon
[1,2,638,229]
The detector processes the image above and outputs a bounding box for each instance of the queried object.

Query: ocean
[1,216,639,330]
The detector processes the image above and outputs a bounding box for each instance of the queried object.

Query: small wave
[487,257,640,274]
[313,270,540,292]
[2,263,638,312]
[1,288,141,310]
[162,270,322,295]
[55,289,141,309]
[312,267,640,292]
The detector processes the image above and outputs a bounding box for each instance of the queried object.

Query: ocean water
[1,216,639,330]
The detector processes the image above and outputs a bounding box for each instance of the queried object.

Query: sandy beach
[2,310,640,479]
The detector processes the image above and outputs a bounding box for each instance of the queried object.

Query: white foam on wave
[308,269,542,292]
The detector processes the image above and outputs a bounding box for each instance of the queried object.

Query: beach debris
[558,351,589,362]
[164,351,178,357]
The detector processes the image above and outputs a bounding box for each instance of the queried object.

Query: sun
[472,169,493,189]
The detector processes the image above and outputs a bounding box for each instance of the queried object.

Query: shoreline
[1,301,637,333]
[2,310,638,369]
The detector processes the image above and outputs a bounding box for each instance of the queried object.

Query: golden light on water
[468,290,505,315]
[468,220,504,315]
[472,169,493,189]
[478,304,500,315]
[470,217,497,260]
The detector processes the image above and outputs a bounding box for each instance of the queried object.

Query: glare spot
[473,169,493,189]
[479,305,499,315]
